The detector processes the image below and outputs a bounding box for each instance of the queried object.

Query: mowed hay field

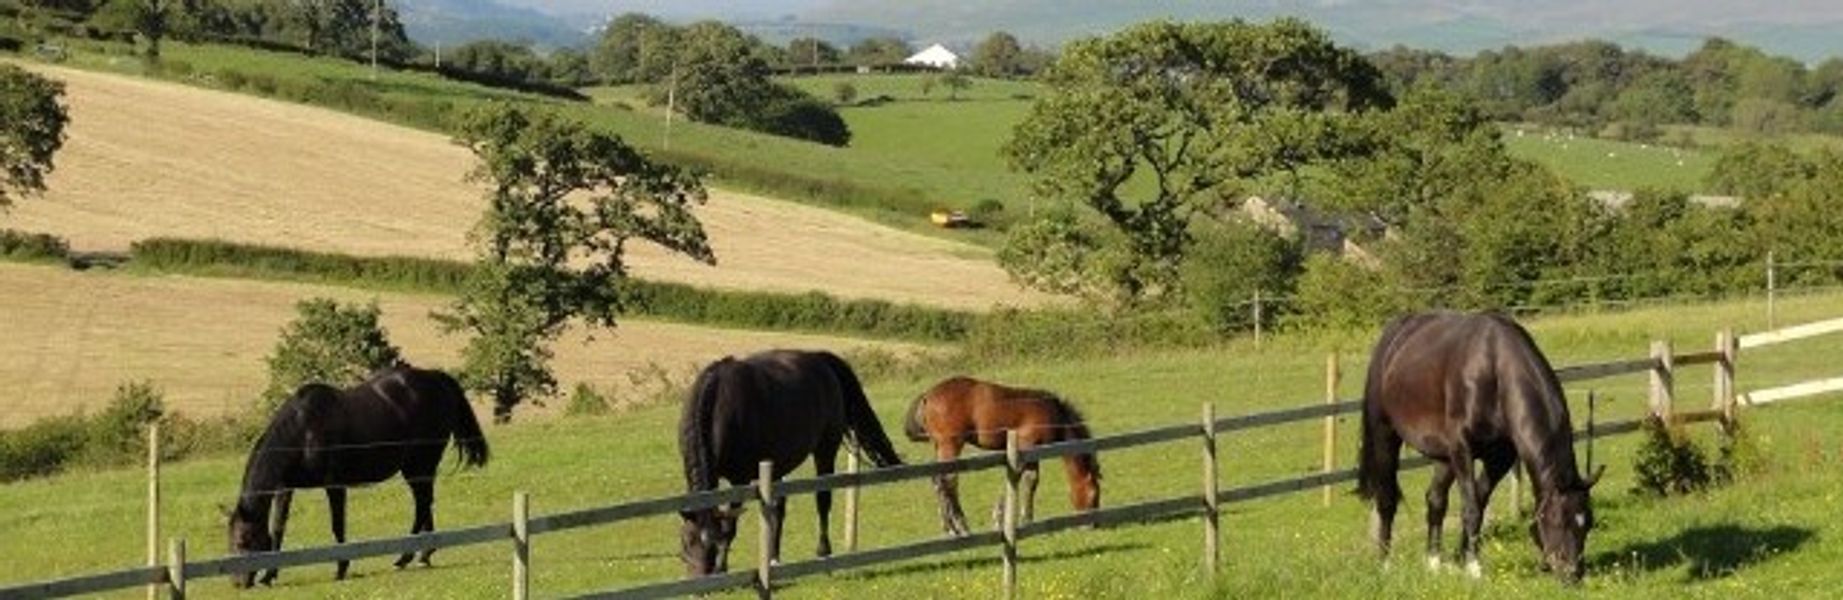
[0,262,927,427]
[3,291,1843,597]
[2,64,1046,310]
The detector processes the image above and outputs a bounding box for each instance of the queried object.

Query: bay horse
[225,363,489,587]
[904,376,1100,537]
[1356,312,1604,582]
[677,350,904,576]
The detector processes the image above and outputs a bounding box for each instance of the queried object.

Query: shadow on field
[1593,524,1813,580]
[821,541,1148,585]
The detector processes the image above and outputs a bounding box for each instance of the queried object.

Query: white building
[904,43,960,70]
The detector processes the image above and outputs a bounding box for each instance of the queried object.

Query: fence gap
[844,451,860,553]
[165,538,185,600]
[1002,430,1021,600]
[757,460,775,600]
[1322,353,1338,507]
[146,422,160,600]
[1650,339,1676,419]
[513,491,530,600]
[1201,403,1219,575]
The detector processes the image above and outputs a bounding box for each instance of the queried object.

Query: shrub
[0,381,182,483]
[261,298,402,411]
[1179,220,1301,333]
[833,81,858,105]
[1631,417,1716,497]
[0,229,69,262]
[565,383,612,417]
[0,416,87,482]
[246,73,278,96]
[216,68,248,90]
[1290,253,1401,330]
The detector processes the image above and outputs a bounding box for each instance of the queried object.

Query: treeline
[1373,38,1843,140]
[126,237,973,342]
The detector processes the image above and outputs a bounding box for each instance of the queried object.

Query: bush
[0,381,180,483]
[754,91,852,146]
[246,73,278,96]
[1179,220,1301,333]
[1290,253,1401,330]
[0,229,70,263]
[565,383,612,417]
[261,298,402,411]
[833,81,858,105]
[216,68,248,90]
[1631,417,1717,497]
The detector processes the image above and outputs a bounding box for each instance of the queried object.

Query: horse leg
[260,490,293,585]
[1454,451,1487,579]
[1367,424,1404,559]
[327,487,350,580]
[933,442,971,536]
[411,479,437,565]
[767,494,788,566]
[1021,461,1041,524]
[1425,462,1456,570]
[813,438,840,558]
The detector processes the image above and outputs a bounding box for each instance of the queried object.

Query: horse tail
[1356,315,1414,502]
[819,352,904,468]
[435,370,490,469]
[682,360,728,492]
[903,392,930,442]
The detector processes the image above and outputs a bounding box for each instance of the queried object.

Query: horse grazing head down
[1531,466,1604,583]
[679,506,744,576]
[225,504,274,588]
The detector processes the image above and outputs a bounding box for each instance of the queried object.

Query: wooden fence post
[1322,353,1338,507]
[1767,251,1777,330]
[844,451,860,553]
[512,491,530,600]
[1717,328,1739,434]
[1002,430,1021,600]
[1585,391,1597,479]
[1650,339,1675,420]
[166,538,185,600]
[1201,404,1219,576]
[757,461,775,600]
[1252,290,1265,348]
[146,422,160,600]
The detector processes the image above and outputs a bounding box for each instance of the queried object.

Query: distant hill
[396,0,588,49]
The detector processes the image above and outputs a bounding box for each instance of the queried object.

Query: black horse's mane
[681,359,731,492]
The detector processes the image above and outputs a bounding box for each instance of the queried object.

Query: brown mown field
[0,263,925,427]
[4,64,1047,311]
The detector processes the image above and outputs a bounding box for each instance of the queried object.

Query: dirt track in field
[0,263,925,427]
[5,64,1048,310]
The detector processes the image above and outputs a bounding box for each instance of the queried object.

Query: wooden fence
[4,319,1842,599]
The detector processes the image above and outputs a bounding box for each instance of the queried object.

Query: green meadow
[4,289,1842,598]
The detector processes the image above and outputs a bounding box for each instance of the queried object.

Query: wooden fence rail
[5,322,1842,600]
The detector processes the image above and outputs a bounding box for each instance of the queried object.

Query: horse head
[679,506,745,576]
[1529,465,1604,583]
[1067,453,1102,513]
[224,503,274,588]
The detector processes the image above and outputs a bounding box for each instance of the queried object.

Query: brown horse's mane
[1046,393,1101,479]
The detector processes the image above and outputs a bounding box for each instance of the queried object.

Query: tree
[971,31,1023,78]
[940,70,970,100]
[590,12,675,83]
[90,0,169,60]
[440,105,713,421]
[1004,19,1391,301]
[262,298,402,411]
[0,65,69,211]
[667,21,851,146]
[832,81,857,105]
[847,36,909,66]
[1321,84,1514,225]
[787,36,839,69]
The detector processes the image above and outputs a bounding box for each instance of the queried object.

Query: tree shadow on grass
[1592,524,1814,580]
[806,541,1149,586]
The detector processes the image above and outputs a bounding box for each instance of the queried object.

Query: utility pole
[664,65,676,151]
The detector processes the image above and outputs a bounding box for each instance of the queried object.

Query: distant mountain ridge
[396,0,587,48]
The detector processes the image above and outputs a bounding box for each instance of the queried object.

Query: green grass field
[4,290,1842,598]
[1502,126,1714,192]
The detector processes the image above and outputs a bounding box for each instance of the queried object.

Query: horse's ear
[1585,465,1608,489]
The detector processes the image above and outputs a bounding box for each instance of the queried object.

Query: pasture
[4,289,1842,597]
[1501,126,1713,192]
[0,262,927,427]
[2,63,1042,311]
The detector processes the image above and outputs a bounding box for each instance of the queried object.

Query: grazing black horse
[1356,312,1604,582]
[225,363,489,587]
[677,350,904,576]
